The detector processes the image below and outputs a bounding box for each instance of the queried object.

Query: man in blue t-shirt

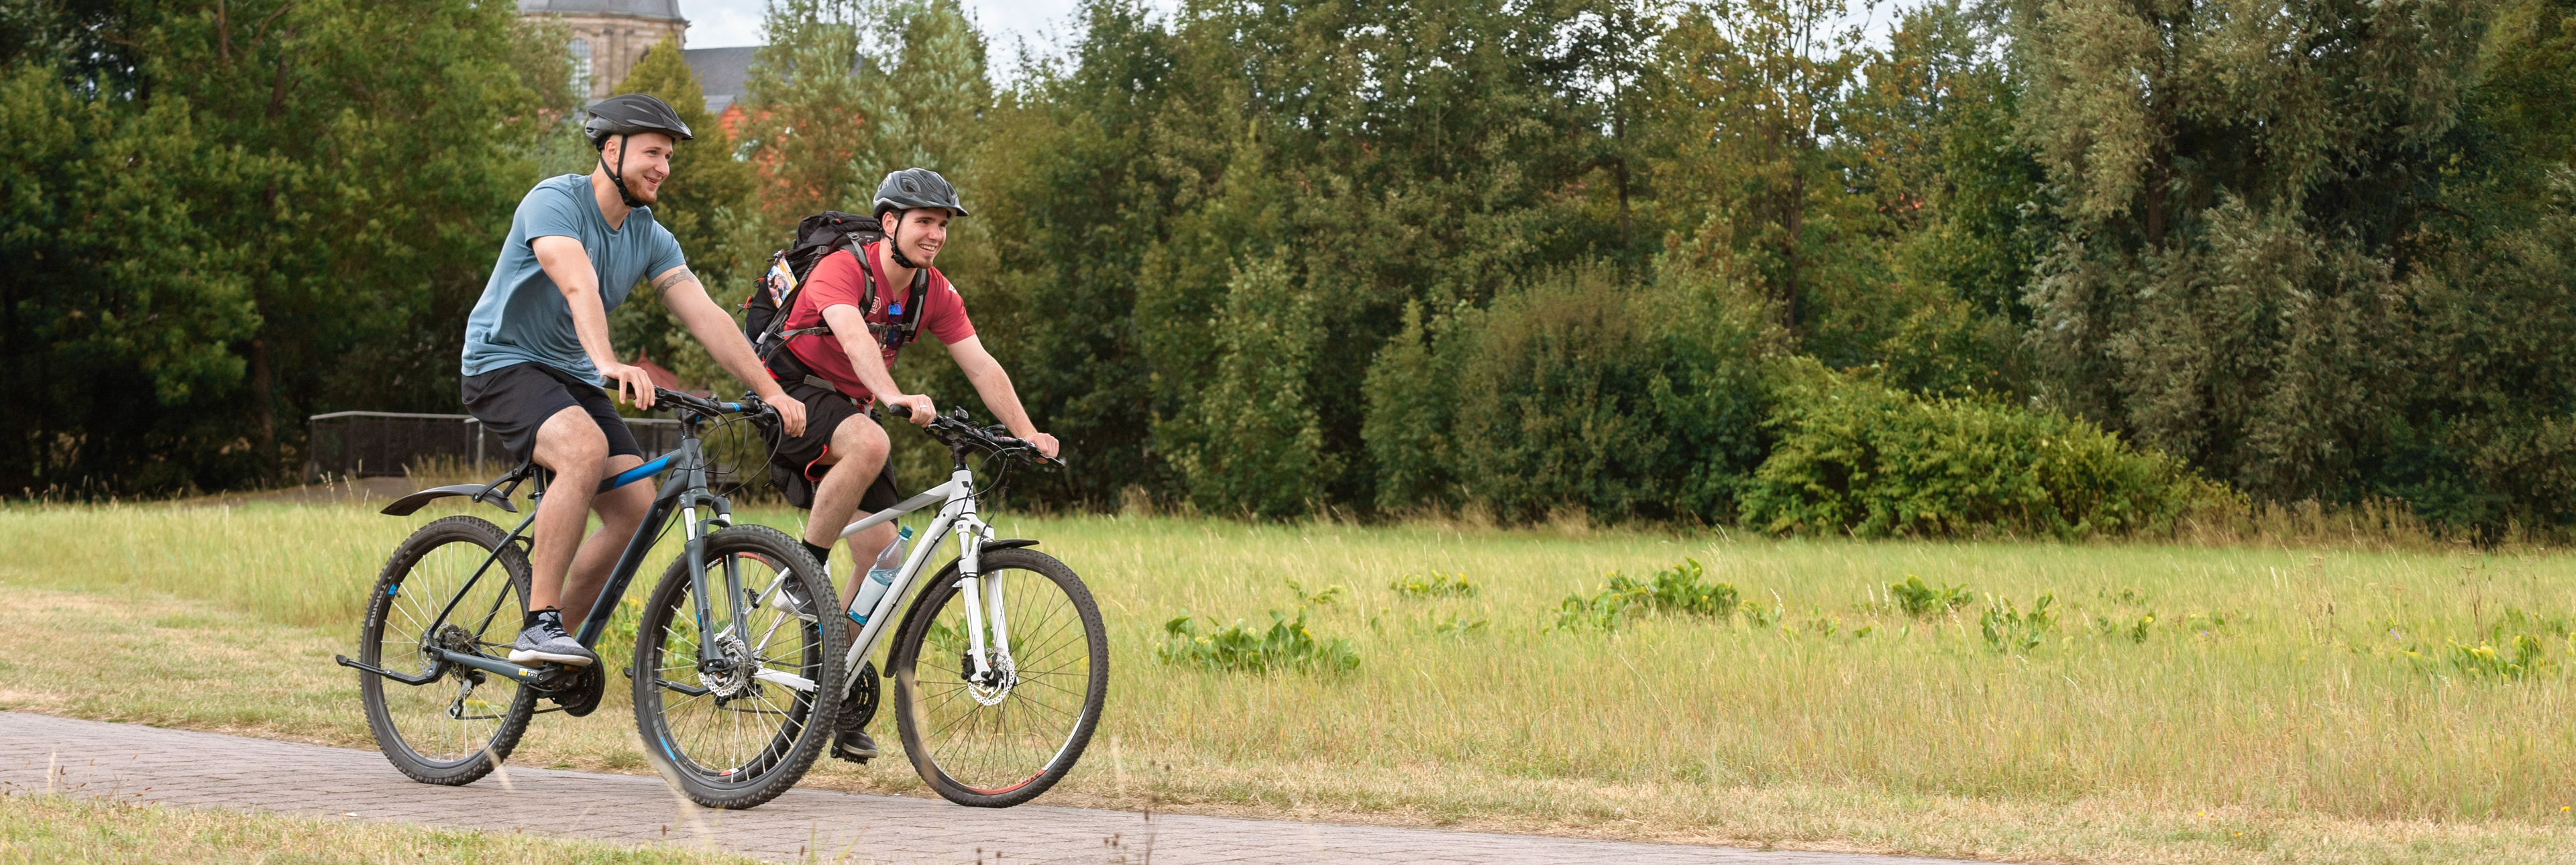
[459,94,809,668]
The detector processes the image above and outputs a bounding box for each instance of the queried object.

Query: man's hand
[1022,432,1061,459]
[883,393,935,425]
[761,388,808,437]
[600,362,657,409]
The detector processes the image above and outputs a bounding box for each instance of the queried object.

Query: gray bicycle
[342,388,843,809]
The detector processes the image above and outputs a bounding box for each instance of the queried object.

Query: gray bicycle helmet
[585,94,694,208]
[873,168,969,219]
[872,168,968,268]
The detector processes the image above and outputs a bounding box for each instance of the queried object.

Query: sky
[678,0,1900,76]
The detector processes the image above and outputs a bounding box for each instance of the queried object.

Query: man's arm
[819,304,933,425]
[532,236,655,409]
[944,335,1058,459]
[651,266,808,437]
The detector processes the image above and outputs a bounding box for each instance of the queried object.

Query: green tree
[1171,253,1335,517]
[2013,0,2506,506]
[1,0,556,494]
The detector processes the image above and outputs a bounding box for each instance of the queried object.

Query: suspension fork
[950,513,1003,679]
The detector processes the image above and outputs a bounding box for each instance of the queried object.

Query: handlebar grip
[883,402,910,418]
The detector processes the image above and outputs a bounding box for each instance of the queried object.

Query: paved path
[0,712,1982,864]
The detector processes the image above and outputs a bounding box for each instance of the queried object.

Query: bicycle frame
[341,413,778,695]
[834,463,1008,688]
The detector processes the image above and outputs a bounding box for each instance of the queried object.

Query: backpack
[742,211,932,380]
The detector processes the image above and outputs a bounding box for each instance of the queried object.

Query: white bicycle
[814,404,1108,807]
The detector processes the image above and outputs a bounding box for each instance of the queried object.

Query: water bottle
[847,526,912,626]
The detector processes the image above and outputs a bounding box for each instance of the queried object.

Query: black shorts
[765,378,900,511]
[461,361,643,465]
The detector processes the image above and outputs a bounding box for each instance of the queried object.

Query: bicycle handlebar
[881,402,1065,468]
[652,386,767,421]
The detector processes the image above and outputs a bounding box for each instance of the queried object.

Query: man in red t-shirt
[761,168,1059,763]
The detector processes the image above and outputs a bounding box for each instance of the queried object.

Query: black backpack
[743,211,931,380]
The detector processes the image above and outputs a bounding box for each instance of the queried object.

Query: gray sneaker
[507,620,597,667]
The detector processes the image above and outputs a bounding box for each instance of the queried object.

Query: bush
[1157,608,1359,673]
[1362,266,1770,523]
[1737,361,2234,538]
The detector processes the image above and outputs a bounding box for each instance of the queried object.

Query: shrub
[1362,266,1770,523]
[1389,571,1479,599]
[1157,609,1359,673]
[1738,360,2236,538]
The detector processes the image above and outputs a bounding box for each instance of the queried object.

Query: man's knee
[831,417,885,460]
[533,408,610,473]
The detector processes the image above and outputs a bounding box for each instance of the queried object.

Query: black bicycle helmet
[872,168,968,268]
[585,94,694,209]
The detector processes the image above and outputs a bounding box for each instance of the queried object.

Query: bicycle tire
[358,515,538,786]
[888,546,1108,807]
[631,524,845,809]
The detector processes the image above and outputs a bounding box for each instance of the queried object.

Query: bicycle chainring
[550,664,604,717]
[840,662,880,732]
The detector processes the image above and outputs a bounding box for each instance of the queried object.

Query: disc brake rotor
[700,634,757,700]
[959,648,1018,706]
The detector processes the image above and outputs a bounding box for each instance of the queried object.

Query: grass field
[4,498,2575,864]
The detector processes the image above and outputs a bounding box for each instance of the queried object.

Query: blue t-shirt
[460,174,687,385]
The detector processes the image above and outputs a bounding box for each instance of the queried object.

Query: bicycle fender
[981,538,1039,552]
[380,483,520,516]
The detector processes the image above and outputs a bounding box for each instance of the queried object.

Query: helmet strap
[598,133,648,210]
[886,213,920,270]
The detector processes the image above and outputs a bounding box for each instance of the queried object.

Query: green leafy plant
[1979,593,2057,652]
[2449,636,2546,679]
[1157,608,1360,674]
[1389,571,1479,598]
[1552,559,1741,630]
[1888,575,1972,618]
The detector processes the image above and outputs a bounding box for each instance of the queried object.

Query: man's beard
[621,173,660,206]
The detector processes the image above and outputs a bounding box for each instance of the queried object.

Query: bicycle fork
[948,514,1014,689]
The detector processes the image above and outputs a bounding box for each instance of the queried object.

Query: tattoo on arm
[652,266,696,293]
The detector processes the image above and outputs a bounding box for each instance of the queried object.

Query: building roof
[683,46,759,115]
[517,0,684,21]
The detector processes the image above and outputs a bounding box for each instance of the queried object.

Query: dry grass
[5,500,2576,863]
[0,793,761,864]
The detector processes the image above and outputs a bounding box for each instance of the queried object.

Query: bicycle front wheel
[631,524,845,809]
[889,546,1108,807]
[358,515,537,786]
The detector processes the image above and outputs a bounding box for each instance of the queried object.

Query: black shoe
[832,728,878,763]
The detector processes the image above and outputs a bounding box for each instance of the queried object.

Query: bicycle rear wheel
[631,525,845,809]
[888,546,1108,807]
[358,516,537,785]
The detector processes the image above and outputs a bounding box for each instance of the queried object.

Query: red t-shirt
[782,243,975,403]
